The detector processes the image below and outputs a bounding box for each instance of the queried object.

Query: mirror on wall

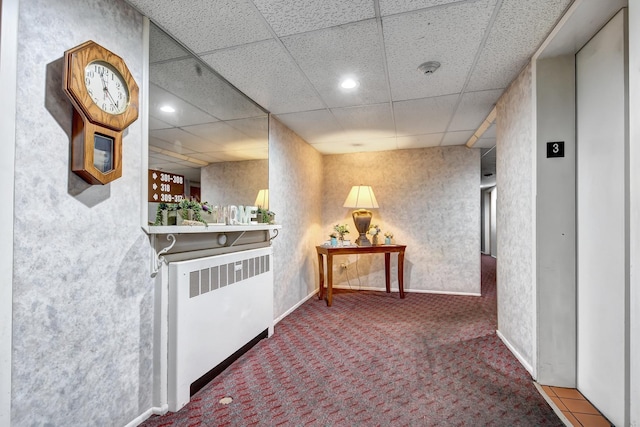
[147,22,268,223]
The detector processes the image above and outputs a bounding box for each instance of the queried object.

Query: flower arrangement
[178,197,208,225]
[368,224,381,236]
[333,224,349,240]
[154,202,178,226]
[257,207,275,224]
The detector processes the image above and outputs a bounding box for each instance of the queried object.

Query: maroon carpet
[142,255,561,426]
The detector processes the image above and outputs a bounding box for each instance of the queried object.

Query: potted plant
[329,232,338,246]
[154,202,178,226]
[177,197,208,226]
[333,224,349,245]
[256,207,275,224]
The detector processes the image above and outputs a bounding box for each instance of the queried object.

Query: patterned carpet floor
[142,255,562,426]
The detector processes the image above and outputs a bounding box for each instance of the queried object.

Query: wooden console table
[315,244,406,306]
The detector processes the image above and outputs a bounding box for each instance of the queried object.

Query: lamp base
[352,209,372,246]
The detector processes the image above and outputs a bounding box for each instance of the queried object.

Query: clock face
[84,61,130,115]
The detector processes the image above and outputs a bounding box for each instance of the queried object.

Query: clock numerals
[84,61,128,115]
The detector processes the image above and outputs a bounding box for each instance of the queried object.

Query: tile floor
[538,385,612,427]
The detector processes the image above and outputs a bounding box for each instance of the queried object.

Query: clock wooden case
[63,40,139,185]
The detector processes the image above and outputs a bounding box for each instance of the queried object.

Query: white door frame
[0,0,19,423]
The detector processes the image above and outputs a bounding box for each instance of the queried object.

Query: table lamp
[343,185,379,246]
[254,189,269,209]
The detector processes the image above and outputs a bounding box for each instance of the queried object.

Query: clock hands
[99,70,120,112]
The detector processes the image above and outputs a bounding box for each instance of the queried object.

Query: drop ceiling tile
[466,0,572,91]
[201,39,325,114]
[148,83,219,127]
[149,135,197,155]
[225,117,269,141]
[282,20,389,108]
[149,116,173,131]
[151,128,212,153]
[441,130,474,146]
[448,89,502,131]
[149,23,190,63]
[394,94,458,136]
[396,133,443,149]
[382,0,497,101]
[379,0,470,16]
[127,0,272,52]
[201,151,264,162]
[182,122,258,149]
[252,0,374,36]
[274,110,345,144]
[149,152,188,164]
[331,103,396,140]
[187,152,228,163]
[224,147,269,160]
[150,57,265,120]
[311,137,398,155]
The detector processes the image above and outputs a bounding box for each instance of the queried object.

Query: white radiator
[167,247,274,411]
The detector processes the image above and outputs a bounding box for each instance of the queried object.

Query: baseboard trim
[274,289,317,325]
[405,288,482,297]
[332,285,481,297]
[125,405,167,427]
[496,329,534,376]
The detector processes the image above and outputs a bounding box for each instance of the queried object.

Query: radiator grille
[168,247,274,412]
[189,254,270,298]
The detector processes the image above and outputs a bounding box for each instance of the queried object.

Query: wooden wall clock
[63,40,139,185]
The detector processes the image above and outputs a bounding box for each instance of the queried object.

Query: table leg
[398,250,405,299]
[385,253,391,293]
[317,253,324,300]
[327,254,333,306]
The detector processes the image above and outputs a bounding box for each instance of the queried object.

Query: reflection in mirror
[147,22,268,224]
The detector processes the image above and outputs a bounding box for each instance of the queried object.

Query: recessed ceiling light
[340,78,358,89]
[160,105,176,113]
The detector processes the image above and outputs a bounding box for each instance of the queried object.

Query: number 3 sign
[546,141,565,158]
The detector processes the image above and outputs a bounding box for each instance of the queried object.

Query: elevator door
[576,10,627,427]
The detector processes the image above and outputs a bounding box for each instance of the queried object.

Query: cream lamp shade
[343,185,379,246]
[254,189,269,209]
[343,185,379,209]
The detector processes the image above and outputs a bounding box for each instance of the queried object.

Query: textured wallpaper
[201,159,268,207]
[323,147,480,295]
[11,0,152,425]
[496,62,535,369]
[268,117,324,318]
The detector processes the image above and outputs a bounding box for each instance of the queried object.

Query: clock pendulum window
[62,40,139,185]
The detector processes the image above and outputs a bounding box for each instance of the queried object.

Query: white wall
[576,10,627,426]
[268,117,324,318]
[201,159,268,207]
[322,147,480,295]
[495,63,536,373]
[490,187,497,257]
[481,189,491,254]
[629,2,640,424]
[9,0,154,425]
[0,0,18,423]
[535,55,576,386]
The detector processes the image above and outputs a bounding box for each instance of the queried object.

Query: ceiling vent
[417,61,441,75]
